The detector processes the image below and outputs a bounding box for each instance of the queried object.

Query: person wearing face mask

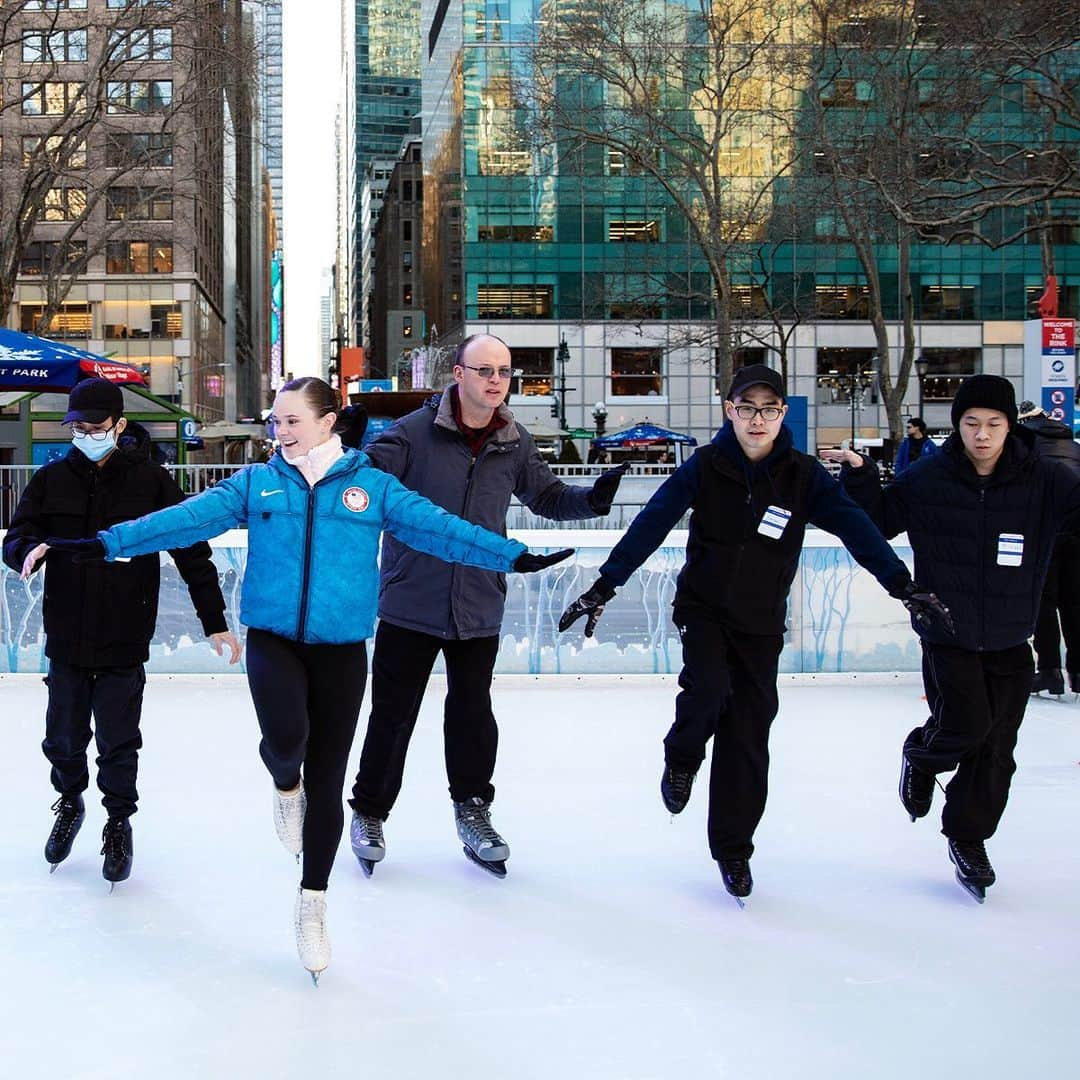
[825,375,1080,902]
[43,376,572,984]
[559,365,950,905]
[2,378,241,889]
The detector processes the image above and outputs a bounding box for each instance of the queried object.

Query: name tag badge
[758,505,792,541]
[997,533,1024,567]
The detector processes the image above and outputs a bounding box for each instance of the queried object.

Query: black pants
[43,660,147,818]
[1032,534,1080,675]
[246,628,368,892]
[663,617,783,861]
[906,641,1033,842]
[350,620,500,818]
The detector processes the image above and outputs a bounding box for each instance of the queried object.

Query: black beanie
[950,375,1017,430]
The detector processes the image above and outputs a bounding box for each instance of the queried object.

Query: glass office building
[422,1,1080,447]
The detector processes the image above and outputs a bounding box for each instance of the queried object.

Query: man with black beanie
[560,364,950,904]
[826,373,1080,901]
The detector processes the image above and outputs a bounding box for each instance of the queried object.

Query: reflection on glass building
[421,1,1080,448]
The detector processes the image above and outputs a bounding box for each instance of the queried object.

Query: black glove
[512,547,574,573]
[45,536,107,563]
[892,578,954,636]
[558,577,617,637]
[587,462,630,515]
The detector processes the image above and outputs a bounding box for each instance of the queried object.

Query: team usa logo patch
[342,487,370,513]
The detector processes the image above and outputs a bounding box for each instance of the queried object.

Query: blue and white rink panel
[1,529,921,674]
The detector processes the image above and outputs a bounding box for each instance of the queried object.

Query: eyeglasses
[68,422,118,441]
[732,405,784,421]
[463,364,513,380]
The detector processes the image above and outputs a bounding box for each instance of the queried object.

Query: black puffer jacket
[841,428,1080,650]
[3,445,227,667]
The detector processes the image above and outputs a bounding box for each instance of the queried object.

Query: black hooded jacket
[840,427,1080,651]
[3,444,227,667]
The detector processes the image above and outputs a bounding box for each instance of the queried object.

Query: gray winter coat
[368,390,597,638]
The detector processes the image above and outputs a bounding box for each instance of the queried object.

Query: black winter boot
[45,793,85,870]
[101,816,133,885]
[660,765,696,815]
[717,857,753,902]
[899,753,935,821]
[1031,668,1065,696]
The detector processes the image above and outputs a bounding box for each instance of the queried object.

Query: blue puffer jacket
[97,449,526,644]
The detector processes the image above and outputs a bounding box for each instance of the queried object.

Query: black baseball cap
[63,378,125,423]
[727,364,786,402]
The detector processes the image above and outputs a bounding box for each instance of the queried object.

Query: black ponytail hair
[280,376,339,419]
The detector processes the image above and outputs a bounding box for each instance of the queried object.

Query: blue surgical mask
[72,428,119,461]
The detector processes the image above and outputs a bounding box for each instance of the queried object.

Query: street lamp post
[915,353,930,419]
[592,401,607,437]
[551,337,575,431]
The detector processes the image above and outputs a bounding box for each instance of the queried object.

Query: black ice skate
[717,857,753,909]
[948,839,995,904]
[660,765,696,815]
[101,816,133,890]
[454,797,509,878]
[1031,668,1065,697]
[45,793,85,872]
[899,753,935,822]
[350,812,386,878]
[1069,672,1080,696]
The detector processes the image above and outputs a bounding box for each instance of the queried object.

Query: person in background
[348,333,627,879]
[826,376,1080,902]
[2,379,240,889]
[894,417,939,475]
[560,364,949,905]
[44,376,569,983]
[1017,401,1080,696]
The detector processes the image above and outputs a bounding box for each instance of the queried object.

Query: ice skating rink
[0,673,1076,1080]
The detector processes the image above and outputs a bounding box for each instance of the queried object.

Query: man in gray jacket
[349,333,626,876]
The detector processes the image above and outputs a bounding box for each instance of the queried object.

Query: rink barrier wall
[0,529,919,676]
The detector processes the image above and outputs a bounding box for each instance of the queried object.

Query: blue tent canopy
[0,328,146,391]
[593,422,697,448]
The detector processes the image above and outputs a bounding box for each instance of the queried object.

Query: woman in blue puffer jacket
[46,377,569,984]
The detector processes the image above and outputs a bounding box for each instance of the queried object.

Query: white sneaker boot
[273,781,306,859]
[294,886,330,985]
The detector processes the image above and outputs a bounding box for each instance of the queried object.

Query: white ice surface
[0,674,1077,1080]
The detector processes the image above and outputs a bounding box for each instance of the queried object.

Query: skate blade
[49,863,59,874]
[463,846,507,878]
[309,970,323,987]
[731,895,747,910]
[358,857,375,878]
[954,872,986,904]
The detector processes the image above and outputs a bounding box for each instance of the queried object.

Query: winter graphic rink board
[0,529,919,675]
[0,675,1075,1079]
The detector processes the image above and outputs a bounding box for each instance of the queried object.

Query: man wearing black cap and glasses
[3,379,240,887]
[560,364,949,904]
[825,374,1080,902]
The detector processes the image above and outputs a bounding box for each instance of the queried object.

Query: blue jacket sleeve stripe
[600,456,701,586]
[381,473,525,570]
[806,463,908,589]
[100,471,250,559]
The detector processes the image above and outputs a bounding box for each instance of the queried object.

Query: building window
[106,241,173,274]
[815,284,871,319]
[815,348,879,405]
[19,241,86,276]
[106,132,173,167]
[611,348,664,397]
[23,0,87,10]
[402,316,413,338]
[920,348,981,400]
[402,284,413,305]
[477,224,554,242]
[107,186,173,221]
[820,78,872,106]
[22,82,84,115]
[714,347,767,395]
[402,219,412,242]
[919,285,975,320]
[22,29,88,62]
[106,0,172,6]
[476,284,553,319]
[151,302,183,337]
[107,28,172,61]
[607,220,660,243]
[23,135,86,168]
[43,187,86,221]
[106,80,172,114]
[509,347,554,397]
[731,285,769,317]
[19,302,91,338]
[402,180,412,201]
